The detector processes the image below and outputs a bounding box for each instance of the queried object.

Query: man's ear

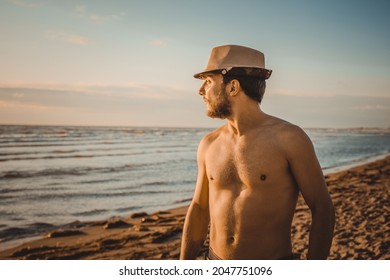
[228,79,240,96]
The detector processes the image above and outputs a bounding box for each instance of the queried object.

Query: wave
[174,198,193,203]
[0,156,196,180]
[0,163,146,180]
[110,179,195,191]
[72,209,109,217]
[0,186,66,201]
[0,223,56,242]
[0,150,79,156]
[0,145,193,163]
[0,149,190,162]
[305,127,390,134]
[0,140,130,148]
[0,189,176,203]
[114,206,142,213]
[0,154,95,162]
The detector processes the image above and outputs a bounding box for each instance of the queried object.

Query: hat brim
[194,67,272,80]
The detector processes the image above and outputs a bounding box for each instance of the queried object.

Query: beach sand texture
[0,156,389,260]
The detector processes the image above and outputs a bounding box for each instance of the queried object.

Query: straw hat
[194,45,272,80]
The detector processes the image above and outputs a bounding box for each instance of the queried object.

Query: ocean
[0,125,389,245]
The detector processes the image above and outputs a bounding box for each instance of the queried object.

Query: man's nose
[198,83,205,96]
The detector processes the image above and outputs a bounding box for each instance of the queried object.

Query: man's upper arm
[191,136,210,209]
[283,126,331,210]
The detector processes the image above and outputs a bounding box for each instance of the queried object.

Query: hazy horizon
[1,123,389,131]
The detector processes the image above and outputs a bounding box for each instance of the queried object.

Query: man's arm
[180,137,210,259]
[283,125,335,259]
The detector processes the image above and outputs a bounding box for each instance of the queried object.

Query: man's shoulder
[266,118,314,156]
[202,126,225,142]
[262,115,310,145]
[275,121,305,138]
[196,126,225,160]
[261,115,298,134]
[198,126,226,150]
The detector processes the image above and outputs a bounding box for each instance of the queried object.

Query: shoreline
[322,152,390,175]
[0,154,389,259]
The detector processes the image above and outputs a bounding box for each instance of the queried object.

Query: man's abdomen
[209,184,298,259]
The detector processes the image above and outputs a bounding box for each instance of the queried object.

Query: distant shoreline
[0,124,389,133]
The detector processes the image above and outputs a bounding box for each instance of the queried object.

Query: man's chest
[205,139,287,188]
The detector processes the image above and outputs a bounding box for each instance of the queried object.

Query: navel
[260,174,267,181]
[210,176,214,181]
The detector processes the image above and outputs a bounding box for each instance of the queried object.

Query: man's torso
[205,119,299,259]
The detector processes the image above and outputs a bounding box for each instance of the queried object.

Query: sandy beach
[0,156,389,260]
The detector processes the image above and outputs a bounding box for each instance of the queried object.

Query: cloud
[261,93,390,128]
[0,100,52,111]
[89,14,124,24]
[75,5,125,24]
[46,30,92,46]
[12,93,25,98]
[0,83,199,127]
[351,105,389,111]
[0,82,187,100]
[150,39,167,48]
[75,5,87,13]
[8,0,41,8]
[271,87,333,97]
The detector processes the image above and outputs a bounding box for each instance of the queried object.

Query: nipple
[260,174,267,181]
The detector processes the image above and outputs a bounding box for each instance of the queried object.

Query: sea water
[0,125,389,243]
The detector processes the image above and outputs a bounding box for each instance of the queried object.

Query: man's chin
[206,111,228,120]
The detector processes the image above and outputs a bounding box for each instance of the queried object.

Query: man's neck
[226,103,266,136]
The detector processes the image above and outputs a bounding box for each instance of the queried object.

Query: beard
[206,90,232,119]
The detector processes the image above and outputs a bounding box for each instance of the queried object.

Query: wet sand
[0,156,389,260]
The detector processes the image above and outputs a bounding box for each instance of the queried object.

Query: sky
[0,0,389,128]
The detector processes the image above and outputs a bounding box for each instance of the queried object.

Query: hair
[222,68,266,104]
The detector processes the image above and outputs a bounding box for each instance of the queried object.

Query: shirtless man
[180,45,335,260]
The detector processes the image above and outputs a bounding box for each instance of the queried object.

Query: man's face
[198,74,232,119]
